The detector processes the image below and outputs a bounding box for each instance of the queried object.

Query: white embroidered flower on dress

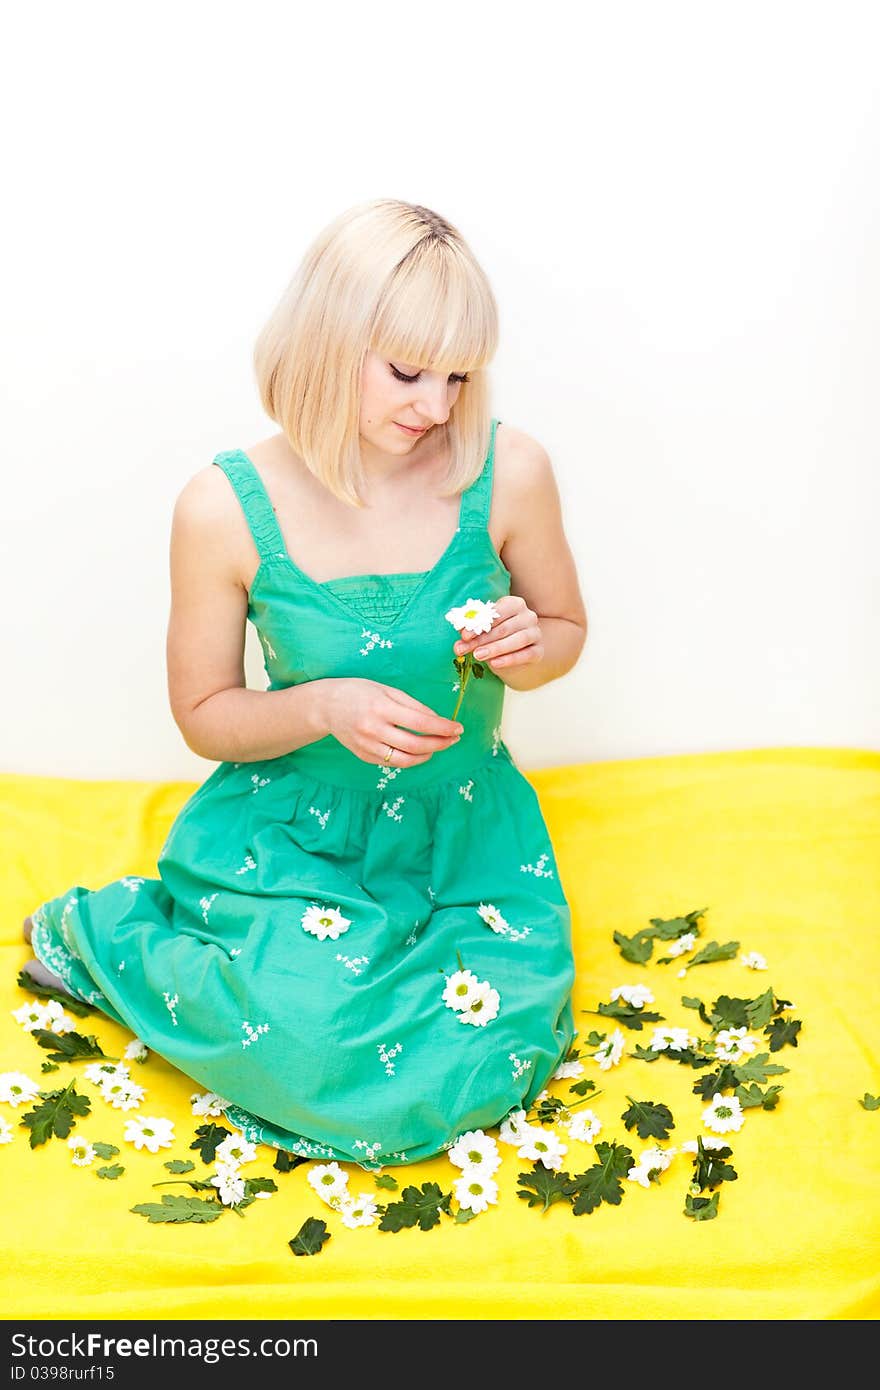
[0,1072,40,1107]
[301,904,351,941]
[447,1130,501,1176]
[123,1116,175,1152]
[68,1136,97,1167]
[702,1093,745,1134]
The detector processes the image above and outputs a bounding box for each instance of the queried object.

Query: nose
[415,380,452,425]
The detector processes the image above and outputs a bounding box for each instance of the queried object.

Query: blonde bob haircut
[253,198,499,509]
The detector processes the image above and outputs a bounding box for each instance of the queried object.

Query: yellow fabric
[2,746,878,1321]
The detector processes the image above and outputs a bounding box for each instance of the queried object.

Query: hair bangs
[372,241,497,374]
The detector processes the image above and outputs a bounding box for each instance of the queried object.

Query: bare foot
[21,957,75,997]
[22,915,34,943]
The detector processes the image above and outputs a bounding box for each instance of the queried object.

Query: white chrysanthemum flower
[592,1028,626,1070]
[714,1027,758,1063]
[497,1108,536,1147]
[680,1136,730,1153]
[516,1128,568,1171]
[210,1168,246,1206]
[100,1077,145,1111]
[454,1171,499,1214]
[0,1072,40,1107]
[458,981,500,1027]
[123,1115,175,1152]
[442,969,483,1012]
[339,1193,379,1228]
[627,1145,676,1188]
[11,998,75,1034]
[215,1132,257,1167]
[552,1058,585,1080]
[477,903,510,934]
[740,951,768,970]
[650,1026,693,1053]
[307,1162,350,1205]
[445,598,501,636]
[301,903,351,941]
[0,1117,12,1145]
[123,1038,149,1062]
[84,1062,130,1085]
[447,1130,501,1175]
[702,1093,745,1134]
[190,1091,230,1117]
[666,932,697,957]
[41,998,75,1034]
[609,984,655,1008]
[565,1108,602,1143]
[67,1136,97,1167]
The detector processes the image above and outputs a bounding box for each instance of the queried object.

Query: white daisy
[442,969,483,1012]
[627,1145,676,1188]
[740,951,768,970]
[592,1027,626,1070]
[190,1091,229,1117]
[300,904,351,941]
[609,984,655,1008]
[666,932,697,957]
[0,1072,40,1107]
[458,981,500,1027]
[516,1128,568,1171]
[680,1136,730,1153]
[565,1108,602,1143]
[650,1026,694,1053]
[497,1108,535,1147]
[702,1093,745,1135]
[11,998,75,1034]
[123,1038,149,1062]
[339,1193,379,1228]
[123,1115,175,1152]
[714,1027,758,1063]
[552,1058,586,1080]
[454,1172,499,1214]
[67,1136,97,1167]
[100,1077,145,1111]
[306,1162,350,1206]
[210,1168,246,1206]
[445,598,501,636]
[0,1117,13,1145]
[84,1062,130,1085]
[477,903,510,934]
[447,1130,502,1176]
[215,1132,257,1167]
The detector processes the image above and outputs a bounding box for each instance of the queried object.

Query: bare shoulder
[493,422,559,540]
[171,458,253,593]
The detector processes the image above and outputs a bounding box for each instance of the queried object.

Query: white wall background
[3,0,878,782]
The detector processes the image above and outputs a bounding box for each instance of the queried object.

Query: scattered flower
[0,1072,41,1107]
[592,1028,626,1070]
[307,1162,350,1206]
[84,1062,130,1085]
[677,968,687,977]
[477,903,510,934]
[741,951,768,970]
[458,981,500,1027]
[100,1078,146,1111]
[610,984,655,1008]
[552,1057,585,1080]
[565,1109,602,1143]
[714,1027,758,1063]
[11,998,74,1034]
[67,1136,97,1167]
[627,1145,676,1188]
[680,1136,730,1153]
[453,1172,499,1214]
[665,932,697,957]
[215,1132,257,1167]
[498,1109,535,1147]
[124,1039,149,1062]
[442,969,483,1012]
[516,1129,568,1171]
[0,1117,13,1145]
[301,904,351,941]
[190,1091,229,1117]
[123,1116,175,1153]
[702,1093,745,1135]
[650,1027,694,1053]
[210,1167,246,1206]
[448,1130,501,1176]
[339,1193,379,1228]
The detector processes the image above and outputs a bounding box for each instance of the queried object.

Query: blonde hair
[253,199,499,508]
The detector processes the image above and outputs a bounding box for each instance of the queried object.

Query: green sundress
[30,417,577,1166]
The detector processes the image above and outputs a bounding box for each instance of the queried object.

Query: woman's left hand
[453,595,544,671]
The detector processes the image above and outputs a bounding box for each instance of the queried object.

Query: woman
[24,197,588,1166]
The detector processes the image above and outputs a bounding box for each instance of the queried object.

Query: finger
[473,627,541,661]
[382,689,463,735]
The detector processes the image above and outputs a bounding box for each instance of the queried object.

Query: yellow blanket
[2,746,878,1321]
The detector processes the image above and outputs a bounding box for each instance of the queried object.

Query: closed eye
[390,364,470,385]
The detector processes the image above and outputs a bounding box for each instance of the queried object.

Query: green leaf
[685,1190,720,1221]
[631,1044,661,1062]
[453,1206,479,1223]
[681,995,714,1027]
[708,995,751,1029]
[587,1001,664,1032]
[16,969,94,1016]
[374,1173,399,1190]
[19,1081,91,1148]
[563,1141,634,1215]
[568,1077,597,1097]
[273,1149,308,1173]
[744,988,776,1030]
[93,1142,120,1159]
[582,1030,606,1048]
[693,1063,741,1099]
[613,929,655,964]
[731,1052,789,1084]
[531,1095,569,1125]
[860,1093,880,1111]
[189,1122,232,1163]
[378,1182,451,1233]
[621,1096,675,1141]
[683,940,740,969]
[735,1082,783,1111]
[648,908,707,938]
[515,1165,572,1212]
[764,1017,802,1052]
[40,1062,60,1074]
[164,1159,195,1174]
[288,1216,331,1255]
[131,1194,223,1224]
[96,1164,125,1180]
[690,1136,738,1190]
[243,1176,277,1196]
[31,1029,108,1064]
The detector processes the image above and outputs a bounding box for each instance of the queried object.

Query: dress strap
[458,417,500,530]
[212,450,289,562]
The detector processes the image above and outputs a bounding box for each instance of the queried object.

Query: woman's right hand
[317,678,464,767]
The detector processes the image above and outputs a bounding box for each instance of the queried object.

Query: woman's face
[359,348,468,451]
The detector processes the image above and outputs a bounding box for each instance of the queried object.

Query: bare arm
[166,468,329,763]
